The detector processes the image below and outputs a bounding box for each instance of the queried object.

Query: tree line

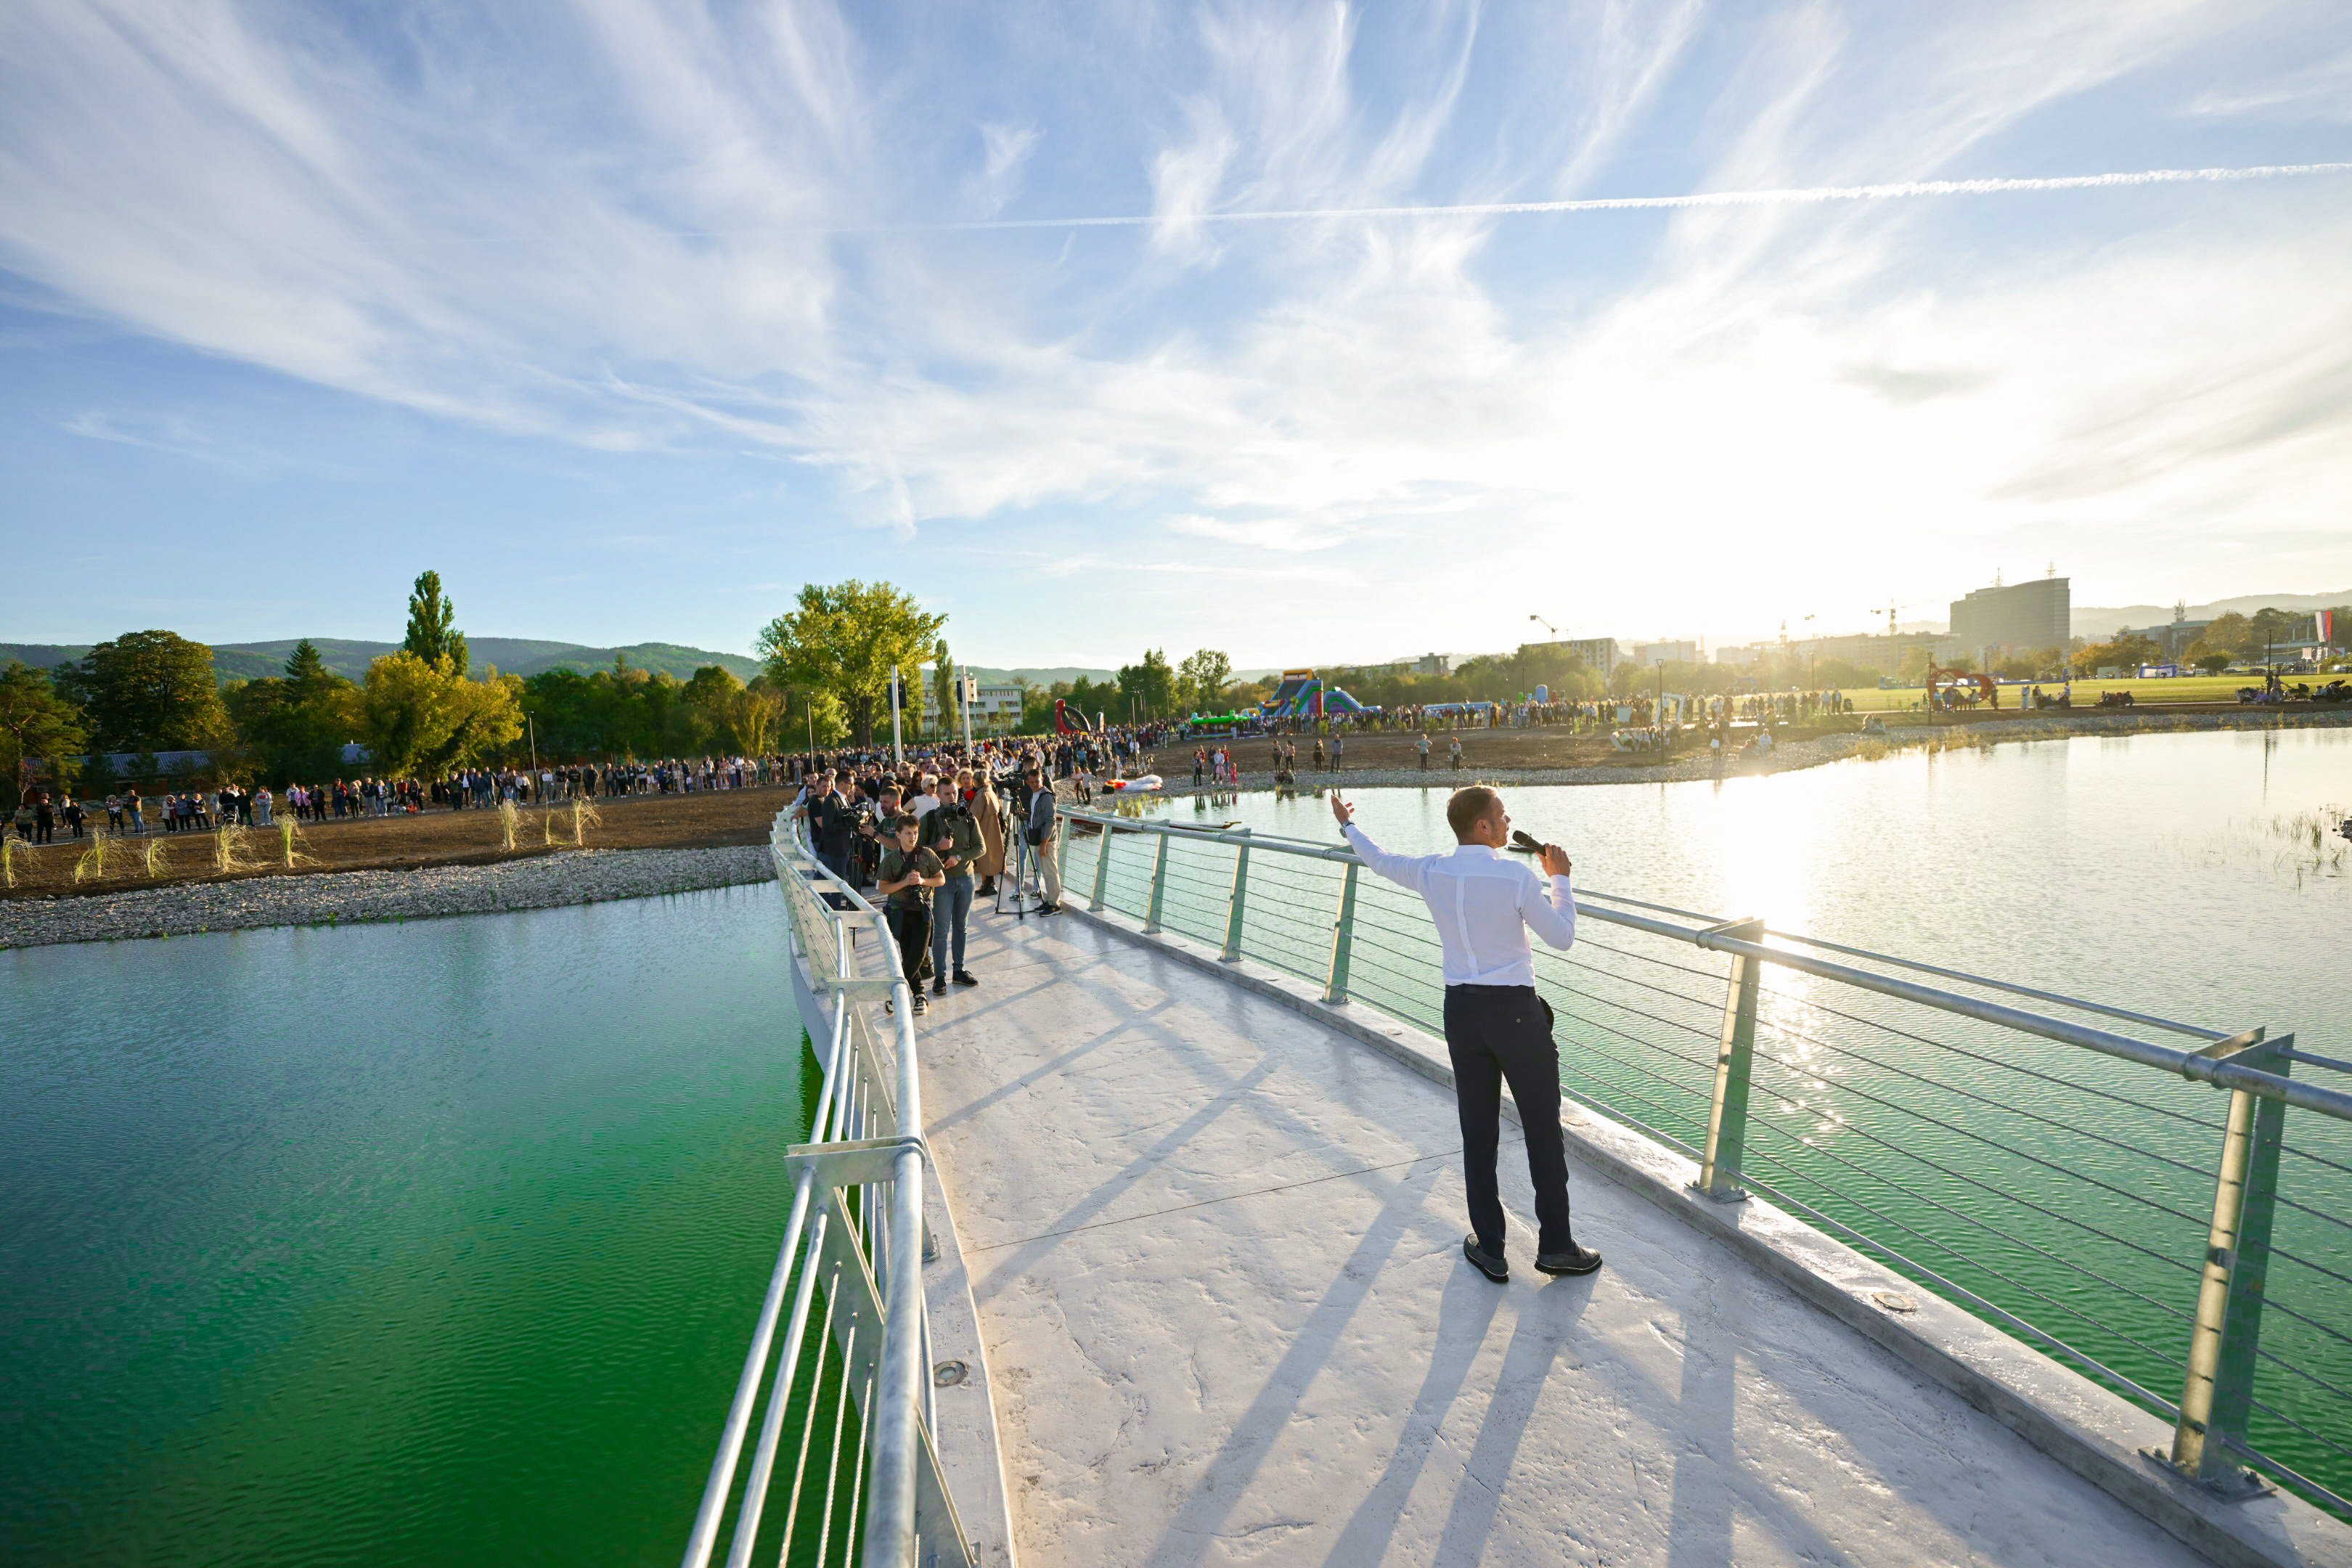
[0,573,797,808]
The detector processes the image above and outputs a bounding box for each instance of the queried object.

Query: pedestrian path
[913,907,2214,1567]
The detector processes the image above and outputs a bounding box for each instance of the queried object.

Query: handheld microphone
[1506,830,1546,854]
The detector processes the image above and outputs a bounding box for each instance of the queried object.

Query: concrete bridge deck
[908,907,2247,1568]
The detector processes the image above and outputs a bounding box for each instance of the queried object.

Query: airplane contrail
[830,161,2352,234]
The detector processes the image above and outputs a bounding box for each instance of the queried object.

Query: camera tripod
[992,782,1054,919]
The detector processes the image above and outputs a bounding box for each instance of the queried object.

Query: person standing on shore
[1447,734,1463,769]
[1329,786,1601,1283]
[1417,732,1432,769]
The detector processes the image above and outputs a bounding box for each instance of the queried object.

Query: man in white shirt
[1331,786,1601,1283]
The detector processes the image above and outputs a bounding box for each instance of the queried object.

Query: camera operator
[875,815,944,1015]
[923,775,984,992]
[1021,764,1064,913]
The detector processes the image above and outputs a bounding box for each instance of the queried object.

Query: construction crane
[1873,602,1903,638]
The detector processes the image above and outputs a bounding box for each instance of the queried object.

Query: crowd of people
[793,738,1078,1015]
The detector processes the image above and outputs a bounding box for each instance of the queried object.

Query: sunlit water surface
[1,883,811,1567]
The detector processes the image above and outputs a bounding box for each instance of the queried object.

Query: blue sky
[3,1,2348,669]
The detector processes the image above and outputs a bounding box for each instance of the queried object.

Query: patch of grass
[142,836,169,878]
[570,798,603,846]
[213,823,259,874]
[499,799,520,852]
[73,833,113,884]
[278,819,318,869]
[1,836,24,889]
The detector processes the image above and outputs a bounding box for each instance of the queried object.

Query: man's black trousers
[1443,984,1575,1257]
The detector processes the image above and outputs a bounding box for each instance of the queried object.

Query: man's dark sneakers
[933,978,948,997]
[1534,1244,1604,1277]
[1037,901,1062,915]
[1462,1235,1508,1283]
[952,970,979,987]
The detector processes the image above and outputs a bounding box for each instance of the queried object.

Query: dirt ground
[3,785,792,902]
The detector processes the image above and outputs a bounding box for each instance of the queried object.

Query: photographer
[1022,764,1064,913]
[874,816,945,1014]
[924,778,984,992]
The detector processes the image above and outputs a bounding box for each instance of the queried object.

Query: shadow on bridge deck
[915,907,2213,1568]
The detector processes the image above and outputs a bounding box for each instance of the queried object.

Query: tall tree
[54,630,226,753]
[756,581,947,746]
[359,653,522,777]
[1176,648,1235,714]
[0,661,90,807]
[1116,649,1177,721]
[930,638,956,738]
[404,571,469,676]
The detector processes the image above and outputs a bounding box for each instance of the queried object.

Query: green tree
[224,639,361,785]
[929,640,957,738]
[359,653,523,776]
[755,581,947,746]
[1116,649,1177,721]
[2200,612,2253,653]
[726,678,790,755]
[54,630,226,753]
[0,661,90,808]
[404,571,469,676]
[2195,653,2234,674]
[1176,649,1235,714]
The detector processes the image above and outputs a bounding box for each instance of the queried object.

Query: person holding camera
[1022,764,1063,912]
[925,785,984,992]
[875,815,945,1013]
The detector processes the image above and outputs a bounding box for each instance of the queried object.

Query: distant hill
[2070,591,2351,640]
[1,637,760,683]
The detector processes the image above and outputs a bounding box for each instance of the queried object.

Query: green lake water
[1,882,812,1567]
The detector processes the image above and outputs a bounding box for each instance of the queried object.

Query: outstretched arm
[1330,795,1422,891]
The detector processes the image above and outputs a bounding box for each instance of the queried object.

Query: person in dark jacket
[923,788,984,992]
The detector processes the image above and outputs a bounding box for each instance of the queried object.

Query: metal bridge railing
[681,815,977,1568]
[1059,804,2352,1519]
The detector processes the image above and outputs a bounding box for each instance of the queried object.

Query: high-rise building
[1949,576,2070,655]
[1565,637,1620,677]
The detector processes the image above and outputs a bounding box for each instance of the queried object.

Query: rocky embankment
[1,844,775,950]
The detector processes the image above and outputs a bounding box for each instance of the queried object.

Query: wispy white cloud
[2,0,2348,654]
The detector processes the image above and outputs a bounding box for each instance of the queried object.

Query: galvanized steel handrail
[1058,804,2352,1514]
[682,814,977,1568]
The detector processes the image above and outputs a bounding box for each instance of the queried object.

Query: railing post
[1323,861,1360,1004]
[1088,821,1112,912]
[1144,832,1171,934]
[1693,918,1764,1200]
[2171,1032,2291,1492]
[1221,840,1250,963]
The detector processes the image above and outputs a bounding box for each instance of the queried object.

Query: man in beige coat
[966,767,1008,896]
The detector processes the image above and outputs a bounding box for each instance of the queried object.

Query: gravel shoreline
[1,844,777,950]
[1148,707,2352,796]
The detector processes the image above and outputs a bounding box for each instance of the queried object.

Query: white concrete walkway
[915,907,2212,1568]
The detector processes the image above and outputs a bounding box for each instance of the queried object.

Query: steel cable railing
[1058,805,2352,1519]
[680,815,981,1568]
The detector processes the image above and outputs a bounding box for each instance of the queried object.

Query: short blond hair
[1446,786,1500,840]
